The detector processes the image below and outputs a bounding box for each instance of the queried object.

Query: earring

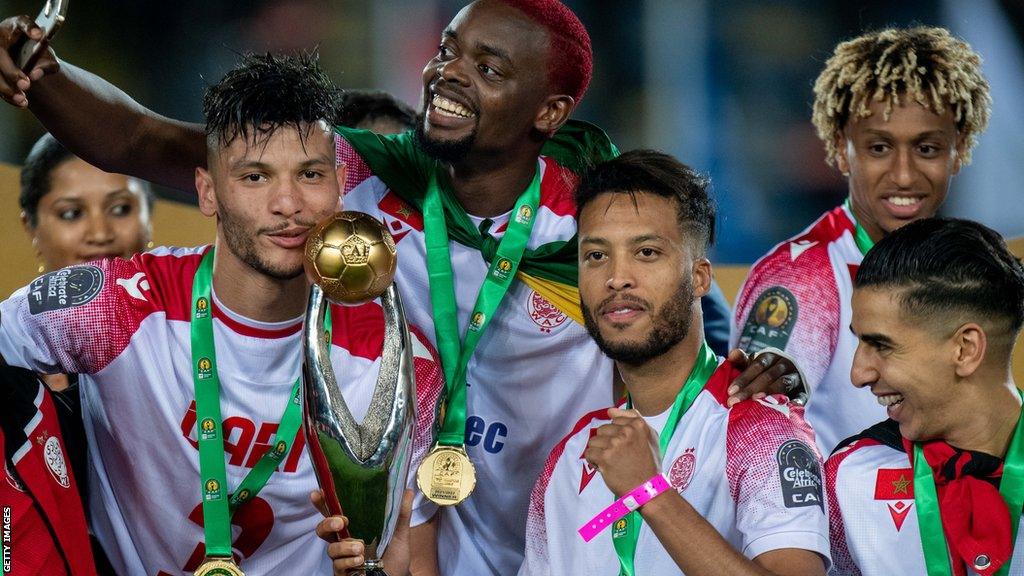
[37,262,45,274]
[147,240,154,249]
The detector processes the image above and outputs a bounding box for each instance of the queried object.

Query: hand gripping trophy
[302,212,415,576]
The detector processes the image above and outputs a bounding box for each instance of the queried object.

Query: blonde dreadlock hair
[812,26,991,166]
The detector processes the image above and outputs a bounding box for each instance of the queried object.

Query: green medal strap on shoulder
[843,198,875,256]
[997,390,1024,576]
[192,249,233,558]
[913,444,953,576]
[913,389,1024,576]
[191,248,320,558]
[423,164,542,447]
[613,343,718,576]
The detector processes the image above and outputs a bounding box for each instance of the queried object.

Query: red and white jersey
[520,362,830,575]
[0,246,443,576]
[731,204,884,455]
[826,424,1024,576]
[338,139,615,576]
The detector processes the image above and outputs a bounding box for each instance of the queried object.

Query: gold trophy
[302,212,414,576]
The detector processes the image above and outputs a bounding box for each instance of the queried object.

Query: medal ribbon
[191,248,311,558]
[613,343,718,576]
[913,389,1024,576]
[423,164,541,446]
[844,198,876,256]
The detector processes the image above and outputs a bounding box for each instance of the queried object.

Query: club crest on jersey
[527,291,568,333]
[776,440,822,510]
[738,287,797,352]
[205,478,222,501]
[197,357,213,379]
[492,258,514,281]
[195,297,210,319]
[515,205,533,225]
[668,448,697,492]
[874,468,914,531]
[200,418,217,440]
[27,265,104,315]
[42,434,71,488]
[470,311,486,331]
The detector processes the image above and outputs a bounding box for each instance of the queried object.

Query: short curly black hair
[575,149,715,255]
[203,51,342,148]
[337,90,416,132]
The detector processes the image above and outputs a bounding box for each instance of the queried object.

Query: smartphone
[17,0,68,71]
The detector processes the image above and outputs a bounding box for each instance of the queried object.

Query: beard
[220,210,304,281]
[414,113,478,163]
[582,278,695,367]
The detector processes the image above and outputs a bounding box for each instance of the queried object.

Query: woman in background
[2,133,153,575]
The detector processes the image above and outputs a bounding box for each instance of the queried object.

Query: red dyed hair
[500,0,593,103]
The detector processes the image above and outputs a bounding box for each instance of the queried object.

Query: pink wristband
[577,473,672,542]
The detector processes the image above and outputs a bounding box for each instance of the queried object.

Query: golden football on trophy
[304,211,398,305]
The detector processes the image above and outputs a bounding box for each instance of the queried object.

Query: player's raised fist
[585,408,662,498]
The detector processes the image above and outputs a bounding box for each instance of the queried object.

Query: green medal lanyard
[422,164,541,447]
[913,389,1024,576]
[844,198,876,256]
[613,343,718,576]
[191,248,310,559]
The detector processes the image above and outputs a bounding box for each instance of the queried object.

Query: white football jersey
[0,247,444,576]
[338,137,616,576]
[731,204,885,455]
[827,425,1024,576]
[520,361,831,575]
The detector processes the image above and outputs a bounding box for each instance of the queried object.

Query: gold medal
[416,444,476,506]
[193,557,245,576]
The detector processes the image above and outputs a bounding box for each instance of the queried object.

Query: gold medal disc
[416,444,477,506]
[193,557,245,576]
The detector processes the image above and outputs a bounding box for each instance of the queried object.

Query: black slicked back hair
[574,149,715,254]
[856,217,1024,336]
[203,52,342,148]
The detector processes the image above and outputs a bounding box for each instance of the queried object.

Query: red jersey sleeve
[0,253,179,375]
[726,397,830,562]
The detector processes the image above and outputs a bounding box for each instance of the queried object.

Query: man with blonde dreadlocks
[730,26,992,456]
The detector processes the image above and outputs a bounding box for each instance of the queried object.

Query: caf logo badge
[469,311,486,331]
[612,518,628,539]
[492,258,513,280]
[197,357,213,379]
[273,440,288,458]
[195,297,210,319]
[234,488,251,504]
[200,418,217,440]
[205,479,222,501]
[515,205,533,225]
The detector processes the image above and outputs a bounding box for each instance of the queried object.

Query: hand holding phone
[17,0,67,71]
